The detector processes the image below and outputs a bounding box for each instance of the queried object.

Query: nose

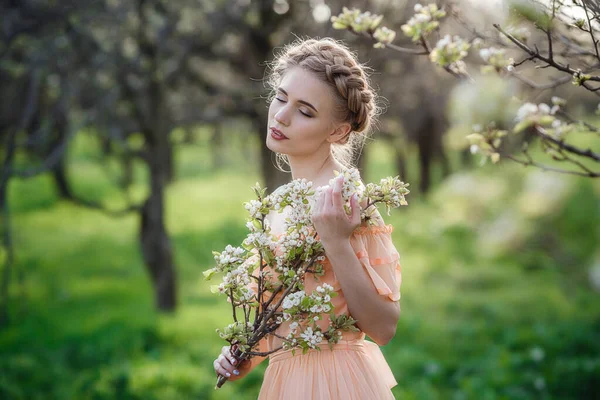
[274,105,290,127]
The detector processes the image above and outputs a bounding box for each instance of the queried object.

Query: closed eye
[275,97,312,117]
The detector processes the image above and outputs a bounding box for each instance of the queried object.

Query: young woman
[213,37,402,399]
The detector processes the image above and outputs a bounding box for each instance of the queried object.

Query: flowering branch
[205,169,409,389]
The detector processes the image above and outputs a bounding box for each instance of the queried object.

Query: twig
[494,23,600,82]
[581,0,600,63]
[555,109,600,134]
[535,126,600,162]
[503,152,600,177]
[509,70,573,89]
[351,29,428,55]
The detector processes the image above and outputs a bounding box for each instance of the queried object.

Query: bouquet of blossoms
[204,168,409,389]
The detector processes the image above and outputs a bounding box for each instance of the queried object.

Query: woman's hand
[213,345,252,382]
[312,175,361,248]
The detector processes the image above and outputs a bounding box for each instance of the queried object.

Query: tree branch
[493,23,600,83]
[534,126,600,162]
[581,0,600,63]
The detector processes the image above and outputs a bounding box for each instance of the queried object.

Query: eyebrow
[278,88,318,113]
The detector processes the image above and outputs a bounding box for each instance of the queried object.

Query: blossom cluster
[330,7,383,34]
[203,245,256,298]
[328,168,366,214]
[205,245,246,277]
[372,27,396,48]
[330,7,394,48]
[401,3,446,43]
[280,283,339,353]
[466,123,507,165]
[364,177,410,218]
[216,321,255,344]
[513,99,573,139]
[429,34,470,72]
[479,47,512,72]
[572,69,592,86]
[467,97,576,165]
[269,179,324,279]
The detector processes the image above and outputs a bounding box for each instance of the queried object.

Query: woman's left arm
[312,175,400,346]
[324,240,400,345]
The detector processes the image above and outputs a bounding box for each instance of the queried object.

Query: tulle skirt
[258,339,397,400]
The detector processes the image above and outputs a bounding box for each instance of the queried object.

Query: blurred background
[1,0,599,399]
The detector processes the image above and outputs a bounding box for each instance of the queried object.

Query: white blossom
[282,290,306,310]
[300,327,324,349]
[244,199,263,219]
[515,102,539,122]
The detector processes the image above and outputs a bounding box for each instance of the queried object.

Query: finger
[332,175,344,211]
[323,186,333,213]
[214,360,232,378]
[224,347,238,366]
[219,356,236,374]
[350,193,361,226]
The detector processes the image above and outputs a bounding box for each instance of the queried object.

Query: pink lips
[270,127,288,140]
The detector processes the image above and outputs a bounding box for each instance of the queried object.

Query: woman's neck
[287,151,344,188]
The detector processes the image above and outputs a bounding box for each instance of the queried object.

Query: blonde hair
[266,37,380,171]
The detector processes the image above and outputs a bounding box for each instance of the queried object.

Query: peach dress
[253,223,402,400]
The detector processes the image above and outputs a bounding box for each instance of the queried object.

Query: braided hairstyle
[267,37,380,169]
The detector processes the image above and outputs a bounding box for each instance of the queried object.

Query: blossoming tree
[331,0,599,178]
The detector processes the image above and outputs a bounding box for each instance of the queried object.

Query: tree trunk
[140,70,177,311]
[417,120,434,194]
[394,143,407,182]
[139,145,176,311]
[52,156,74,199]
[210,123,224,170]
[0,129,17,327]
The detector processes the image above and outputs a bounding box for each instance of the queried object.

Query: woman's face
[266,67,341,157]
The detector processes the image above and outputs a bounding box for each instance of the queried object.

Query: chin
[266,136,287,154]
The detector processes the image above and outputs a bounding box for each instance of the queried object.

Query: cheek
[267,101,275,118]
[268,99,282,117]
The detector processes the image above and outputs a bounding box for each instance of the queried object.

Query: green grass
[1,134,599,399]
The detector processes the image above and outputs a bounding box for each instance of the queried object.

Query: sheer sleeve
[349,223,402,302]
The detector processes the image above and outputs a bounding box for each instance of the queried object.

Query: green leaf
[203,269,217,280]
[538,115,555,126]
[332,21,348,30]
[301,296,311,309]
[513,119,534,134]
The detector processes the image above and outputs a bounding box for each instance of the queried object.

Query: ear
[328,123,352,144]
